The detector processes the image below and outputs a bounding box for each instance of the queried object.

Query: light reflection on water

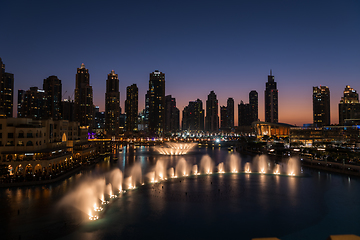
[1,147,360,240]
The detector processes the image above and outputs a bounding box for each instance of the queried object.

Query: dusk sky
[1,0,359,126]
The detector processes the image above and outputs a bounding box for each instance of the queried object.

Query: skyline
[1,0,360,126]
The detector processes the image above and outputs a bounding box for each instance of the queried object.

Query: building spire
[270,69,272,76]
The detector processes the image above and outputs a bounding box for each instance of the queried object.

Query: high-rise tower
[43,75,62,120]
[105,70,120,136]
[75,63,93,128]
[0,58,14,117]
[264,70,278,123]
[249,90,258,122]
[205,91,219,132]
[313,86,330,127]
[339,85,360,125]
[148,70,165,135]
[125,84,138,132]
[182,99,204,131]
[165,95,179,132]
[227,98,234,130]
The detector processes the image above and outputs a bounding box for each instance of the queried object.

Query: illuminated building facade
[265,70,278,123]
[105,70,120,136]
[220,106,228,129]
[205,91,219,132]
[0,58,14,117]
[125,84,138,132]
[18,87,48,120]
[313,86,330,127]
[249,90,258,122]
[148,70,165,135]
[338,85,360,125]
[43,75,62,120]
[75,63,93,129]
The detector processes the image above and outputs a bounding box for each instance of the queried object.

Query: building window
[8,133,13,138]
[27,132,33,138]
[26,141,33,146]
[18,131,24,138]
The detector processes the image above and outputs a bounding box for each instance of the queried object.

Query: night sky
[1,0,359,126]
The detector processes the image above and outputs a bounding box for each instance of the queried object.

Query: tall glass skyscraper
[75,63,93,129]
[105,70,120,136]
[148,70,165,135]
[265,70,278,123]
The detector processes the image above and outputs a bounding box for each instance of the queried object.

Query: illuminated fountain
[218,162,225,173]
[175,157,190,177]
[154,142,197,155]
[192,164,200,175]
[254,155,268,174]
[59,154,303,222]
[227,154,240,173]
[287,157,300,176]
[244,162,251,173]
[200,155,214,174]
[273,164,281,175]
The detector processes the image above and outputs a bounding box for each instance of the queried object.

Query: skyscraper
[249,90,258,122]
[339,85,360,125]
[238,101,251,126]
[205,91,219,132]
[125,84,138,132]
[238,90,258,127]
[182,99,204,131]
[18,87,48,119]
[165,95,180,133]
[148,70,165,135]
[43,75,62,120]
[75,63,93,128]
[313,86,330,127]
[265,70,278,123]
[220,106,228,129]
[227,98,234,130]
[105,70,120,136]
[0,58,14,117]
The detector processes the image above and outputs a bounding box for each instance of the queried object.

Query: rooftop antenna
[270,69,272,76]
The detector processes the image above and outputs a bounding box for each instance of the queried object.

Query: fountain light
[288,172,295,176]
[260,169,265,174]
[93,204,103,212]
[274,171,280,175]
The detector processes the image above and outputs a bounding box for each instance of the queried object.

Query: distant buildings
[75,63,93,129]
[43,75,62,120]
[125,84,138,132]
[182,99,204,131]
[313,86,330,127]
[148,70,165,135]
[238,90,258,127]
[264,70,278,123]
[105,70,120,136]
[164,95,179,133]
[0,58,14,117]
[220,98,234,131]
[205,91,219,132]
[17,87,48,120]
[338,85,360,125]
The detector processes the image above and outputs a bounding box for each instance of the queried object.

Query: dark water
[1,146,360,240]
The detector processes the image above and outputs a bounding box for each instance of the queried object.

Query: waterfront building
[265,70,278,123]
[338,85,360,125]
[205,91,219,132]
[164,95,180,133]
[148,70,165,135]
[0,58,14,117]
[43,75,62,120]
[253,121,293,139]
[313,86,330,127]
[125,84,138,132]
[75,63,93,129]
[0,118,79,177]
[182,99,204,131]
[105,70,120,136]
